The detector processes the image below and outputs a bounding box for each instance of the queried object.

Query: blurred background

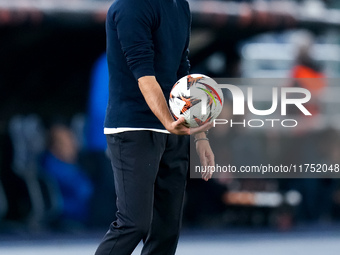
[1,0,340,254]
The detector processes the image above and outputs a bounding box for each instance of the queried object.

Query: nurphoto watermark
[190,78,340,179]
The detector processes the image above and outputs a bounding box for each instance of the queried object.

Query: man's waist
[104,127,169,134]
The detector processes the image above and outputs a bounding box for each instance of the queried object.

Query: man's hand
[167,117,213,136]
[195,132,215,181]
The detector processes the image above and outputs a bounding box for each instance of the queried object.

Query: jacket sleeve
[177,7,191,80]
[112,0,157,80]
[177,39,191,80]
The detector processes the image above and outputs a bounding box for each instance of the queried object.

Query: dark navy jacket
[104,0,191,129]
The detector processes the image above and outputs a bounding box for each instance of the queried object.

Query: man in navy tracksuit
[95,0,214,254]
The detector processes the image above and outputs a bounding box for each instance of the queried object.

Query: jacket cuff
[131,63,155,80]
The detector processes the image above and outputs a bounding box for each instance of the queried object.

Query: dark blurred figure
[42,124,94,228]
[290,31,326,116]
[0,132,31,226]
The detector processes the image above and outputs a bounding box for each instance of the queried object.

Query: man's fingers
[175,117,186,125]
[169,117,190,135]
[173,118,213,135]
[190,122,213,135]
[202,168,212,181]
[205,153,215,181]
[201,153,215,181]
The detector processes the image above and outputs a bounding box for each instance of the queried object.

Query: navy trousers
[95,131,189,255]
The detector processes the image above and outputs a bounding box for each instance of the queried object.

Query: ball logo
[197,84,223,115]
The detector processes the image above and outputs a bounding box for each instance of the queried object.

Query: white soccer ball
[169,74,224,128]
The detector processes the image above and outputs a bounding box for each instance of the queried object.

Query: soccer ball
[169,74,224,128]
